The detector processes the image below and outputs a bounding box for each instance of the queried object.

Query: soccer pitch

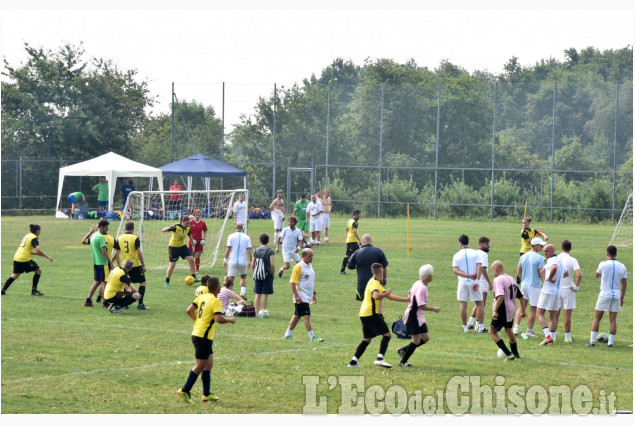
[1,215,632,414]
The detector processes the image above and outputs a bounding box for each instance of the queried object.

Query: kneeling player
[489,260,522,360]
[103,260,141,314]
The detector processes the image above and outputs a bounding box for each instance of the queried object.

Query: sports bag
[238,302,256,317]
[225,303,244,317]
[391,315,411,339]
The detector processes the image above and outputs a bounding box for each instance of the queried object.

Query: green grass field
[1,215,632,414]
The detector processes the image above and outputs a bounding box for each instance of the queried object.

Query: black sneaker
[397,347,406,360]
[340,270,346,275]
[96,295,102,303]
[1,290,5,295]
[31,290,44,296]
[586,342,595,347]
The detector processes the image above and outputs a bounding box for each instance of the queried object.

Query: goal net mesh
[116,189,245,270]
[609,193,633,247]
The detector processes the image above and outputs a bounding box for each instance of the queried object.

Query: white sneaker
[513,328,519,335]
[374,359,392,368]
[525,330,536,337]
[347,362,361,368]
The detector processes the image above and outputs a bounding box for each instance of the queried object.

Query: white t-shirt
[226,231,252,265]
[452,248,481,283]
[476,249,489,286]
[557,252,580,289]
[306,201,323,224]
[279,226,302,252]
[233,200,247,224]
[596,259,627,299]
[542,255,565,296]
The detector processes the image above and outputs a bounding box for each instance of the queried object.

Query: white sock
[325,237,328,241]
[351,356,359,363]
[240,287,246,296]
[376,353,384,360]
[543,327,550,337]
[526,328,533,334]
[467,316,475,326]
[608,334,616,345]
[285,329,292,337]
[479,323,485,331]
[590,330,597,343]
[308,330,315,339]
[462,324,468,332]
[513,324,519,331]
[550,331,556,340]
[565,332,571,341]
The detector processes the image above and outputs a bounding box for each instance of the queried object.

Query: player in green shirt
[93,176,109,209]
[293,193,311,247]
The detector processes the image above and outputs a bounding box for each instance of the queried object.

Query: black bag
[238,302,256,317]
[391,315,411,339]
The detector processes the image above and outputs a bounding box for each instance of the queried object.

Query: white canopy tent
[56,152,164,213]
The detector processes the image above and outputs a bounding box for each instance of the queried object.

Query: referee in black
[347,234,388,301]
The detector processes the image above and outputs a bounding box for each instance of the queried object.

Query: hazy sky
[1,0,633,128]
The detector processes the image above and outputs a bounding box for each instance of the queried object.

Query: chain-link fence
[2,81,632,222]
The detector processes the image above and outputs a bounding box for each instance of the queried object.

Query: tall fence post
[171,82,175,162]
[325,85,330,188]
[550,81,557,223]
[18,156,23,209]
[612,81,620,223]
[272,83,277,198]
[490,82,497,221]
[377,84,384,218]
[433,84,441,220]
[221,81,225,191]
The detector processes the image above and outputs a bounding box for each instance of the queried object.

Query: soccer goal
[609,193,633,247]
[116,189,246,270]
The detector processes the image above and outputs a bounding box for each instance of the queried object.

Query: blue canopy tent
[160,154,247,215]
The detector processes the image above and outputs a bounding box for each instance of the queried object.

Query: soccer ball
[497,349,506,359]
[597,332,609,343]
[184,276,195,286]
[258,309,270,318]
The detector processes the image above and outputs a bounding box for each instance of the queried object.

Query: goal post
[116,189,246,270]
[609,193,633,247]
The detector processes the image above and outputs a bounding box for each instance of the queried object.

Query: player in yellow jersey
[162,215,198,287]
[113,221,149,310]
[340,209,361,274]
[2,224,53,296]
[103,260,141,314]
[347,263,408,368]
[194,275,211,297]
[177,276,235,404]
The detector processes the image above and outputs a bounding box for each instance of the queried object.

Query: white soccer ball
[597,332,609,343]
[258,309,270,318]
[497,349,506,359]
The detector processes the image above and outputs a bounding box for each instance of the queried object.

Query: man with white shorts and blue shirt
[513,237,546,337]
[557,240,582,343]
[223,222,253,300]
[276,216,303,279]
[587,245,627,348]
[452,234,482,333]
[536,244,568,346]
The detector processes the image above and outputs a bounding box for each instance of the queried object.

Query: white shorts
[457,280,483,302]
[272,210,285,230]
[228,263,248,277]
[322,213,330,228]
[537,292,559,311]
[478,281,489,294]
[595,296,621,312]
[521,286,541,307]
[282,250,301,263]
[558,287,577,310]
[310,220,322,232]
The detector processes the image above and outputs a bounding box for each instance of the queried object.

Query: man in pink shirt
[396,264,441,367]
[488,260,523,361]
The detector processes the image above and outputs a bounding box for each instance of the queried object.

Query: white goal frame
[115,189,247,270]
[609,193,633,247]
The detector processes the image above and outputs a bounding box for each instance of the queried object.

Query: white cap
[530,237,546,246]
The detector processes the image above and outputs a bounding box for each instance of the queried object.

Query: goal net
[609,193,633,247]
[116,189,246,270]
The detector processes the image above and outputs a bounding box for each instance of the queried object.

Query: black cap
[300,193,306,198]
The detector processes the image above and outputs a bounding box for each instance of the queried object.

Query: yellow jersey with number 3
[14,233,38,262]
[115,233,141,266]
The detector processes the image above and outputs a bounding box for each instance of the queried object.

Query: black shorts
[346,242,360,257]
[254,275,274,295]
[169,246,192,262]
[105,291,136,308]
[93,264,107,282]
[192,335,213,359]
[294,302,311,317]
[406,313,429,336]
[128,266,146,284]
[360,314,389,339]
[13,260,39,274]
[490,316,514,332]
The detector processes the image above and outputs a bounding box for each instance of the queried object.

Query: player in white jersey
[467,236,491,333]
[536,244,568,346]
[587,245,628,348]
[452,234,482,333]
[276,216,303,279]
[269,190,285,245]
[306,194,323,246]
[556,240,582,343]
[321,188,332,242]
[232,193,248,232]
